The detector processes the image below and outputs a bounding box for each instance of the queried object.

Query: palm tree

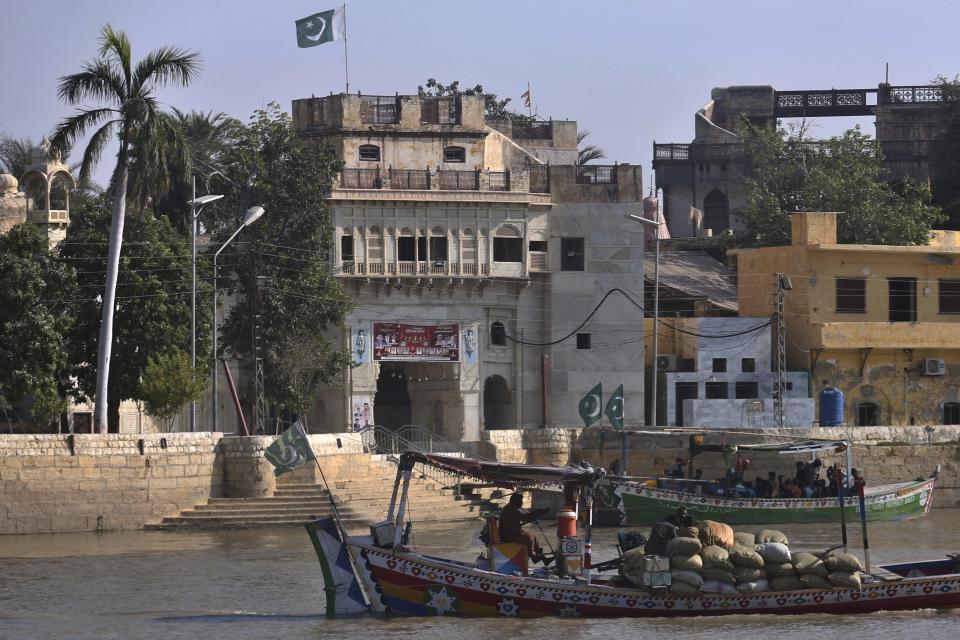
[577,129,607,166]
[51,25,200,433]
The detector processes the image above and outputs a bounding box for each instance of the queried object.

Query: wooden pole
[837,464,849,553]
[856,476,871,574]
[222,360,248,436]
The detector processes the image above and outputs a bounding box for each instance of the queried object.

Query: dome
[0,173,17,192]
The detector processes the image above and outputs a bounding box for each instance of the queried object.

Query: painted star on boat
[423,585,459,615]
[557,604,581,618]
[497,598,519,617]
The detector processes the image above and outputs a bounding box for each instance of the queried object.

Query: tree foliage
[418,78,532,122]
[929,76,960,229]
[140,350,207,432]
[576,129,606,166]
[736,120,945,247]
[60,194,211,430]
[208,104,352,420]
[0,224,77,430]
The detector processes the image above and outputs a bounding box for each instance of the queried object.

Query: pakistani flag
[264,421,316,476]
[296,6,346,48]
[605,384,624,430]
[578,382,603,428]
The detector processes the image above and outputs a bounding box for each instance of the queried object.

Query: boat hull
[610,478,936,526]
[350,542,960,618]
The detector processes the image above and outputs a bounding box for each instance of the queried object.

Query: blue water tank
[819,387,844,427]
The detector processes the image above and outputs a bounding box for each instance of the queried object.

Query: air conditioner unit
[923,358,946,376]
[656,354,679,372]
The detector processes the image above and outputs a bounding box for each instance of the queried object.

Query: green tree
[418,78,532,122]
[576,129,607,166]
[60,194,211,431]
[0,224,77,431]
[736,120,945,247]
[51,24,201,433]
[929,76,960,229]
[140,350,207,432]
[208,104,352,421]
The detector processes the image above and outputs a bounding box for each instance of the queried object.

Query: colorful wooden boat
[608,476,937,526]
[307,451,960,619]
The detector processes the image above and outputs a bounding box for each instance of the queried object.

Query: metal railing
[390,169,431,190]
[360,95,399,124]
[576,165,617,184]
[511,120,553,140]
[340,168,381,189]
[439,169,479,190]
[886,85,944,104]
[487,171,510,191]
[529,165,550,193]
[654,143,690,161]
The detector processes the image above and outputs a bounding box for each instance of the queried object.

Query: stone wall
[0,433,223,534]
[483,426,960,508]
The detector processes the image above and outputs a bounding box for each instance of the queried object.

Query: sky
[3,0,960,188]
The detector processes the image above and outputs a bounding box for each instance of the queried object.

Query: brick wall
[0,433,223,534]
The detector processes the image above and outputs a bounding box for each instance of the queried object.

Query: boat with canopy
[603,433,937,526]
[308,451,959,619]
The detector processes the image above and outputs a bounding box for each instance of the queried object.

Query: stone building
[733,211,960,427]
[654,83,949,239]
[289,92,648,440]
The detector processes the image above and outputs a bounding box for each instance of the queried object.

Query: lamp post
[627,206,662,428]
[187,176,223,432]
[212,205,265,433]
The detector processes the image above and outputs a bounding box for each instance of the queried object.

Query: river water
[2,511,960,639]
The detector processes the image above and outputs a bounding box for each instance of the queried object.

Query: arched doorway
[483,375,512,429]
[374,364,411,431]
[856,402,880,427]
[702,189,730,235]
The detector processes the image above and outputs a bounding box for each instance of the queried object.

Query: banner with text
[373,323,461,362]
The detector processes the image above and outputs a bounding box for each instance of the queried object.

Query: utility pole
[254,270,267,435]
[774,273,792,429]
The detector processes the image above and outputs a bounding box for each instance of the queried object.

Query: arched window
[490,321,506,346]
[856,402,880,427]
[359,144,380,162]
[443,146,466,163]
[702,189,730,235]
[943,402,960,425]
[493,225,522,263]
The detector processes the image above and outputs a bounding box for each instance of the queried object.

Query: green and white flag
[605,383,624,430]
[578,382,603,428]
[296,6,346,48]
[264,421,316,476]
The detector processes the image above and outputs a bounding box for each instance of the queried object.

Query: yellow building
[732,212,960,427]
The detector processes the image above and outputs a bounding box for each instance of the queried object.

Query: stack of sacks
[700,545,737,594]
[792,552,831,589]
[824,552,865,589]
[620,546,648,586]
[667,536,703,596]
[757,539,803,591]
[728,534,767,593]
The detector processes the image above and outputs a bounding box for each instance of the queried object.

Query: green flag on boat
[264,421,316,476]
[578,382,603,428]
[605,383,624,430]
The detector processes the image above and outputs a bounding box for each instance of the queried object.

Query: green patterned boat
[608,476,937,525]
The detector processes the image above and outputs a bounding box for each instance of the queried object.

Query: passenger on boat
[665,506,695,528]
[498,493,550,563]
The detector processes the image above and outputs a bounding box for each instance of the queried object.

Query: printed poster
[373,322,460,362]
[351,396,374,432]
[462,323,478,364]
[352,324,370,365]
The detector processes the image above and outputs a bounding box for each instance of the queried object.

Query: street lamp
[627,208,662,428]
[212,205,265,433]
[188,176,223,432]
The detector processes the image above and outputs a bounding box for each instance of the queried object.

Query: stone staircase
[150,453,508,531]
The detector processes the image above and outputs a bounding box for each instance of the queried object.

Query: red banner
[372,323,460,361]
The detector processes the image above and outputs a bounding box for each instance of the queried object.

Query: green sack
[700,545,733,572]
[755,529,789,545]
[670,580,701,597]
[670,554,703,572]
[735,566,766,583]
[733,531,756,547]
[677,526,699,540]
[792,552,829,578]
[666,536,702,557]
[824,552,865,573]
[827,571,862,589]
[702,568,736,584]
[770,575,805,591]
[799,574,833,590]
[729,545,765,569]
[765,562,797,577]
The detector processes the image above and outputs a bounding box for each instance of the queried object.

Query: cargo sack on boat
[671,569,705,589]
[737,578,770,594]
[670,580,701,597]
[699,520,734,549]
[666,536,702,557]
[764,561,797,577]
[755,529,789,545]
[700,545,734,572]
[734,531,756,547]
[799,574,833,590]
[729,545,765,569]
[702,580,738,594]
[823,552,865,573]
[734,566,766,583]
[827,571,862,589]
[756,542,792,564]
[644,522,677,556]
[670,554,703,572]
[770,575,805,591]
[677,526,699,539]
[792,552,829,577]
[702,568,736,584]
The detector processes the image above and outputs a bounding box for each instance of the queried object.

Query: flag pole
[620,379,627,476]
[527,81,532,118]
[342,4,350,94]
